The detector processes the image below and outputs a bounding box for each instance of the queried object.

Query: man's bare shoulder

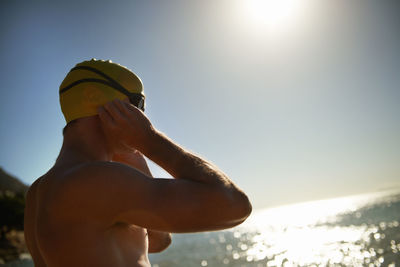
[27,161,136,195]
[38,161,154,225]
[52,161,152,202]
[47,161,149,204]
[53,161,148,185]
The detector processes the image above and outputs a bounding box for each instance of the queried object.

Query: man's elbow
[234,192,252,223]
[148,233,172,253]
[156,236,172,253]
[222,190,252,226]
[205,185,252,230]
[162,233,172,251]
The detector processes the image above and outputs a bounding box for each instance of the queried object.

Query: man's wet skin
[24,99,251,266]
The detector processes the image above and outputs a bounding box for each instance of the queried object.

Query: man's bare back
[24,61,252,266]
[24,163,154,267]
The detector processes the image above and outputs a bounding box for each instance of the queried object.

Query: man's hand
[98,99,154,152]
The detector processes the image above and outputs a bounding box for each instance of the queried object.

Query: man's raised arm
[96,99,252,232]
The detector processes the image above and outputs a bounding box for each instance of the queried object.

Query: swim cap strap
[59,78,119,94]
[59,65,145,111]
[60,66,134,96]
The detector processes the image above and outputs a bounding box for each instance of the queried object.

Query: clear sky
[1,0,399,210]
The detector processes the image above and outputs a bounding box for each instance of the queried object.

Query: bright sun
[241,0,302,32]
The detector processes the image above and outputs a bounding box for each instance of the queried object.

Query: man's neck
[55,117,112,167]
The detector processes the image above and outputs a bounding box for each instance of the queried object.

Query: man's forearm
[139,129,233,187]
[140,129,253,221]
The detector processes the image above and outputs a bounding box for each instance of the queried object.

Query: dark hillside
[0,168,28,194]
[0,167,29,263]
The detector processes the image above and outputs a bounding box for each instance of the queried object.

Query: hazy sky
[1,0,399,209]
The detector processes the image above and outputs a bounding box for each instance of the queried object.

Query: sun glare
[240,0,302,32]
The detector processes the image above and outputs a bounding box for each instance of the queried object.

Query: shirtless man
[24,59,252,267]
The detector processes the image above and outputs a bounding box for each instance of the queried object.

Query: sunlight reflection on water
[149,190,400,267]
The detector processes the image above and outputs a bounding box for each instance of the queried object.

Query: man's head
[59,59,145,125]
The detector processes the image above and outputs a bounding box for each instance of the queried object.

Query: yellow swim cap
[59,59,145,123]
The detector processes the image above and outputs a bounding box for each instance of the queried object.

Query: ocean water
[149,190,400,267]
[6,190,400,267]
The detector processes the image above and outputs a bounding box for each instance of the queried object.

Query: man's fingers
[103,100,125,122]
[114,99,127,115]
[119,100,143,117]
[98,106,115,127]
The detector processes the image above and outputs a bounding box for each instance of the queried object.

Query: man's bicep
[112,177,231,233]
[65,162,240,233]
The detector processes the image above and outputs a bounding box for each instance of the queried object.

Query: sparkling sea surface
[149,190,400,267]
[6,189,400,267]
